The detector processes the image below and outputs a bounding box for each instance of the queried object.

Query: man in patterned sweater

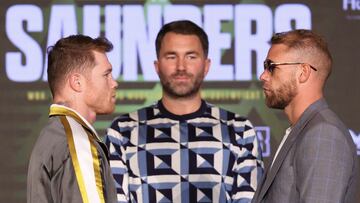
[105,20,264,203]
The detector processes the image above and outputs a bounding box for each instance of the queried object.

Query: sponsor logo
[255,126,271,157]
[349,129,360,155]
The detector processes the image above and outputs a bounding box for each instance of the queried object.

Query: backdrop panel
[0,0,359,202]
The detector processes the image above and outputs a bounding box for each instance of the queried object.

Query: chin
[107,106,116,114]
[98,106,116,115]
[265,100,286,110]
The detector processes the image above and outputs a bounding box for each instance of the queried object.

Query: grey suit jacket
[27,115,117,203]
[252,98,359,203]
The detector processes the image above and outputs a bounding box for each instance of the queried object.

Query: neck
[284,92,323,125]
[161,93,202,115]
[81,110,96,124]
[53,97,96,124]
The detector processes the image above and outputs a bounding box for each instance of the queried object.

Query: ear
[204,58,211,76]
[154,60,160,74]
[298,63,311,83]
[69,73,83,92]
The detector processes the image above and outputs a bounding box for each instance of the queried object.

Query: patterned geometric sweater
[105,100,264,203]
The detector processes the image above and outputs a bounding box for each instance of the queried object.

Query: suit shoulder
[36,117,68,149]
[309,108,352,143]
[29,117,70,171]
[317,108,348,128]
[300,112,356,154]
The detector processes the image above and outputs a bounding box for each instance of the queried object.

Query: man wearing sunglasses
[252,30,359,203]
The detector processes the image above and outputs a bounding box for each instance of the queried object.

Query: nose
[112,78,118,89]
[259,70,268,82]
[176,57,186,71]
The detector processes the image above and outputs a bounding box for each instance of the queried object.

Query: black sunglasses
[263,59,317,73]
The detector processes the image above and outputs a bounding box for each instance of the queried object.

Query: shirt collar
[49,104,100,141]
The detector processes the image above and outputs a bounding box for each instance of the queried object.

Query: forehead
[92,50,111,70]
[92,50,108,62]
[160,32,202,52]
[267,44,298,61]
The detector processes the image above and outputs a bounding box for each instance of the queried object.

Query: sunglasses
[263,59,317,73]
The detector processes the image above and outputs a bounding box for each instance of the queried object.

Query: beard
[264,77,298,109]
[158,70,204,99]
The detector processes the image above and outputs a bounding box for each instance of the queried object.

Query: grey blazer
[27,115,117,203]
[252,98,359,203]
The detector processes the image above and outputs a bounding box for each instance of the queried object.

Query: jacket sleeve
[27,152,84,203]
[27,160,53,203]
[231,118,264,202]
[296,123,355,202]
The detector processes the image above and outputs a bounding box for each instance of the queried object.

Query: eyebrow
[163,51,177,56]
[185,51,199,55]
[104,67,112,74]
[163,50,200,56]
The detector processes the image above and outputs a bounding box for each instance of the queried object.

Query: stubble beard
[265,78,298,109]
[159,70,204,99]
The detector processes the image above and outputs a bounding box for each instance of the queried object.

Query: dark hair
[271,29,332,80]
[47,34,113,96]
[155,20,209,58]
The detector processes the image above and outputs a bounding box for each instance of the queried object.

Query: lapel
[49,104,101,142]
[256,98,328,202]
